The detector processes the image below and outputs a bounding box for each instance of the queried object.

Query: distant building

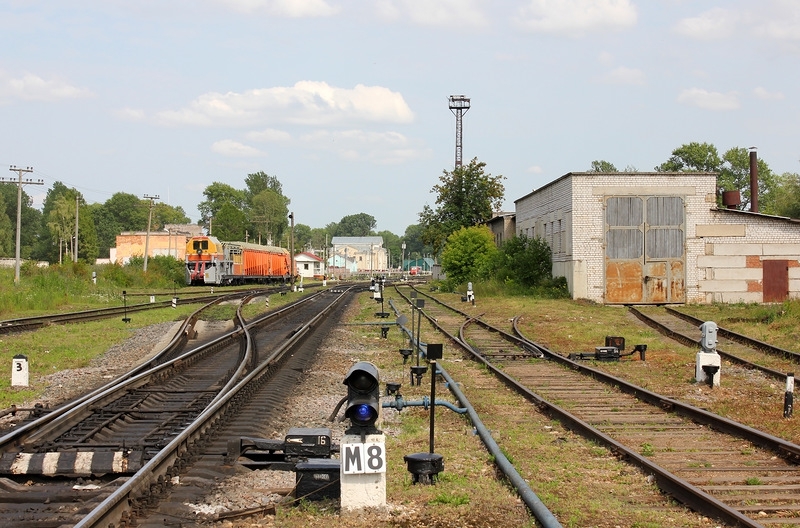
[330,236,386,274]
[515,171,800,304]
[110,224,203,264]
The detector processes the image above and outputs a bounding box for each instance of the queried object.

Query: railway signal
[343,361,381,436]
[340,361,387,511]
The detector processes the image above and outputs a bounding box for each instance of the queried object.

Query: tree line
[2,141,798,283]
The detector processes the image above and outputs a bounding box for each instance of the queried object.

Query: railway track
[0,286,353,527]
[631,306,800,383]
[398,285,800,527]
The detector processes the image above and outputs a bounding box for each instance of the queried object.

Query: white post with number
[11,354,28,387]
[340,433,386,510]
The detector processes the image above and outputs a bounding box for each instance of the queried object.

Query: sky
[1,0,798,236]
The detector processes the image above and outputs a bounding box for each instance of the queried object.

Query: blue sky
[1,0,798,235]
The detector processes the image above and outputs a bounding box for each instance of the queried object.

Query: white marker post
[11,354,29,387]
[340,434,386,510]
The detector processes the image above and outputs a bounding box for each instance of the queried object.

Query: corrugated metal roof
[331,236,384,245]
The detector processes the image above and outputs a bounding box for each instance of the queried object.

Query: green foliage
[333,213,377,236]
[655,141,721,172]
[655,142,777,212]
[589,160,618,172]
[440,225,498,287]
[213,202,248,241]
[250,189,289,245]
[428,492,470,506]
[124,255,186,287]
[419,158,505,255]
[494,234,552,288]
[768,171,800,218]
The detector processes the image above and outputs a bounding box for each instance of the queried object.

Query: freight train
[185,236,292,285]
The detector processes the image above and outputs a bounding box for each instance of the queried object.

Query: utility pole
[74,194,79,263]
[288,212,295,286]
[143,194,159,272]
[2,166,43,284]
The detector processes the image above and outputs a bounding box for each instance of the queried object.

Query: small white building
[295,251,324,279]
[515,171,800,304]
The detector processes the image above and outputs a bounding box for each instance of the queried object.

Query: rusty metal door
[763,260,788,303]
[605,196,685,304]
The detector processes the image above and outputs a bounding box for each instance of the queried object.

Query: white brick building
[515,172,800,304]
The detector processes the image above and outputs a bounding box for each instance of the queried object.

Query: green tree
[34,183,91,263]
[377,230,401,268]
[47,195,76,263]
[655,142,722,172]
[250,189,289,245]
[213,202,248,241]
[771,172,800,218]
[198,182,248,232]
[0,182,41,259]
[308,227,331,251]
[0,192,13,256]
[718,147,775,213]
[589,160,618,172]
[244,171,284,201]
[419,158,505,256]
[440,225,498,286]
[494,234,552,287]
[77,205,99,263]
[400,224,432,268]
[152,202,190,228]
[335,213,377,236]
[656,142,776,212]
[293,223,312,250]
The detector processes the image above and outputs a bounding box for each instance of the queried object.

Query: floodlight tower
[449,95,470,167]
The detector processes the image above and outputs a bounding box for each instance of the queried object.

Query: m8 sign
[341,441,386,474]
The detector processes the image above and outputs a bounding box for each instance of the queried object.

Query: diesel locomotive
[185,235,292,285]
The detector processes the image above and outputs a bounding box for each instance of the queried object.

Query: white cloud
[213,0,339,17]
[114,107,146,121]
[296,129,428,164]
[677,88,740,111]
[513,0,637,37]
[595,66,645,86]
[674,8,739,40]
[526,165,544,174]
[246,128,293,142]
[211,139,266,157]
[753,86,785,100]
[752,0,800,41]
[155,81,414,127]
[374,0,488,28]
[0,71,93,104]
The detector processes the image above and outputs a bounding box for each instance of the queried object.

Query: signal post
[340,361,387,511]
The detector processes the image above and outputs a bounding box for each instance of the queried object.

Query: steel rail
[74,286,353,528]
[665,306,800,362]
[629,306,794,383]
[0,293,241,451]
[397,286,784,527]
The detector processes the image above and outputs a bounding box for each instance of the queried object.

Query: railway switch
[568,337,647,362]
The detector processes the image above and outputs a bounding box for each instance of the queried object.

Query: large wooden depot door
[604,196,686,304]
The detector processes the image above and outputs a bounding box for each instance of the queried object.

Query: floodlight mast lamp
[449,95,470,168]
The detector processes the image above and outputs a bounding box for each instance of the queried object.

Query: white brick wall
[513,172,800,304]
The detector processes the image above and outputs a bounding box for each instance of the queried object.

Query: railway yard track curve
[3,282,800,527]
